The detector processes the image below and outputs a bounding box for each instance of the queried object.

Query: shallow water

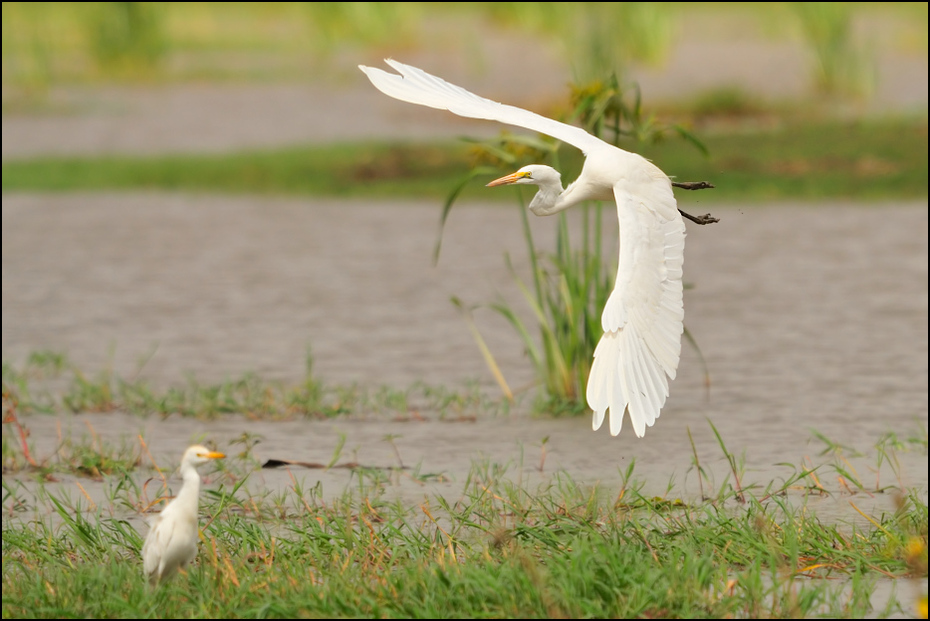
[2,194,926,505]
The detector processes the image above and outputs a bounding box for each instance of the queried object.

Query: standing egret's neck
[176,461,202,509]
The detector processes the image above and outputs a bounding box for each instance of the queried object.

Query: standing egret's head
[486,165,561,187]
[181,445,225,468]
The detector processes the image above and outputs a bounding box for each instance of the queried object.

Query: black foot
[672,181,715,191]
[679,210,720,225]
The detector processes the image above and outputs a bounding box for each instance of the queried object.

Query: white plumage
[359,60,687,437]
[141,444,225,584]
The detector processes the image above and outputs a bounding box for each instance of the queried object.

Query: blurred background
[2,2,927,158]
[2,3,928,104]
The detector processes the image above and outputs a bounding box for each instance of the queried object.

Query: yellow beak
[200,451,226,459]
[486,171,529,187]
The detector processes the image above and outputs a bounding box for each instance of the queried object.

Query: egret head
[181,444,225,467]
[486,164,560,187]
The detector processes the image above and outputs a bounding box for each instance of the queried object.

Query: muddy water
[2,195,927,522]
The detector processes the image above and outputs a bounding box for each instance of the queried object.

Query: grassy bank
[2,425,927,619]
[2,118,927,203]
[3,350,928,618]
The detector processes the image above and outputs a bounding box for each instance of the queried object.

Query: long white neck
[176,462,202,511]
[527,177,568,216]
[528,175,598,216]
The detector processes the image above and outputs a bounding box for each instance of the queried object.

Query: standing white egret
[141,445,225,584]
[359,59,711,438]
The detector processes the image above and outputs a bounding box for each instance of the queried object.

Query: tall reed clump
[487,3,673,83]
[302,2,423,56]
[792,2,875,100]
[83,2,167,79]
[439,74,707,415]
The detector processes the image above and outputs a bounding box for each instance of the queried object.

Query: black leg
[672,181,719,224]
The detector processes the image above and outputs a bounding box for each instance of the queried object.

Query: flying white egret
[359,59,713,437]
[141,445,225,584]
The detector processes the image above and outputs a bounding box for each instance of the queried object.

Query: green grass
[1,429,141,479]
[2,430,927,618]
[3,352,927,617]
[0,142,475,198]
[2,119,926,202]
[1,350,505,423]
[642,119,929,203]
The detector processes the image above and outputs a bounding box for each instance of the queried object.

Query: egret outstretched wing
[359,59,606,155]
[588,181,685,437]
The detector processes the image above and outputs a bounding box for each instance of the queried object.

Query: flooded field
[2,194,927,516]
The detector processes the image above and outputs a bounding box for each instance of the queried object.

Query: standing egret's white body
[360,60,689,437]
[142,445,225,584]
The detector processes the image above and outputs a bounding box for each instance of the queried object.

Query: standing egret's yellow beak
[486,171,530,187]
[199,451,226,459]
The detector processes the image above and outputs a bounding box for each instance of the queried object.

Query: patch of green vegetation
[0,142,477,199]
[1,429,927,618]
[1,350,506,423]
[684,85,773,119]
[641,119,929,203]
[1,119,926,202]
[2,411,140,479]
